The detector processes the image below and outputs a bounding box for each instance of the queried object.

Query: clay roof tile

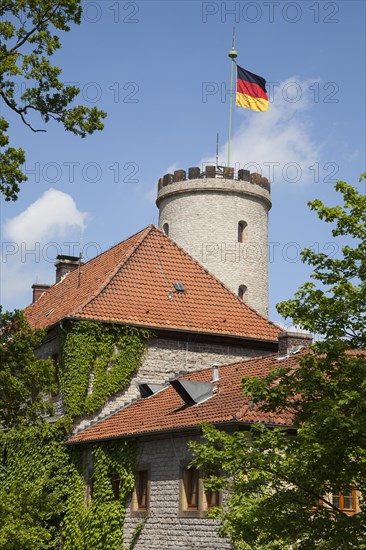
[25,225,280,341]
[67,352,302,445]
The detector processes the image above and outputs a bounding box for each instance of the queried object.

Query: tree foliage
[0,307,55,427]
[192,175,366,549]
[0,0,106,200]
[0,312,149,548]
[0,423,72,550]
[277,175,366,346]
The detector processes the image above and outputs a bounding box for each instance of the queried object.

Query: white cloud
[4,188,87,243]
[165,161,180,174]
[1,189,88,310]
[200,77,321,185]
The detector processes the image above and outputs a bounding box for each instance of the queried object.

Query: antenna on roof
[216,132,219,167]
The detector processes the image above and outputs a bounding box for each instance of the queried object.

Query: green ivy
[1,320,151,549]
[59,321,151,420]
[63,442,137,550]
[0,423,72,550]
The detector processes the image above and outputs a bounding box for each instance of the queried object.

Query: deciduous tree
[0,0,106,200]
[0,308,55,426]
[192,175,366,549]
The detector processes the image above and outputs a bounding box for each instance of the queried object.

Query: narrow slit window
[136,470,148,510]
[184,467,199,509]
[238,221,247,243]
[86,473,94,505]
[131,467,150,517]
[110,473,120,500]
[50,353,60,398]
[163,223,169,236]
[205,488,220,508]
[238,285,247,302]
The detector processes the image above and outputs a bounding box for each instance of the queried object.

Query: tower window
[238,221,247,243]
[163,223,169,236]
[238,285,247,302]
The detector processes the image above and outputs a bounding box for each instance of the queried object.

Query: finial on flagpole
[227,27,237,168]
[228,27,238,59]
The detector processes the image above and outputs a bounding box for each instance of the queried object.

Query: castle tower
[156,166,271,318]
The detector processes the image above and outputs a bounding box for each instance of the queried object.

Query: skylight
[173,282,185,292]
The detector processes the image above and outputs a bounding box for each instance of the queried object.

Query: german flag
[236,65,268,112]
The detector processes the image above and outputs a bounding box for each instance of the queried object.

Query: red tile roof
[25,225,280,341]
[67,352,300,445]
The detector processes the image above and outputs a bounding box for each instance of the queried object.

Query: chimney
[32,283,51,303]
[212,365,219,382]
[54,255,80,283]
[278,331,313,356]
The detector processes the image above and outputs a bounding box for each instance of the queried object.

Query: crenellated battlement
[157,166,270,192]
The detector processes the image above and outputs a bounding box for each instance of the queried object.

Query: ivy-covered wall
[62,441,137,550]
[0,320,151,550]
[59,321,151,421]
[0,423,71,550]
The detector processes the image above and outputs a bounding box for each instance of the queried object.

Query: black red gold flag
[236,65,269,112]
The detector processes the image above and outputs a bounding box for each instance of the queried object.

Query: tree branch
[0,92,46,133]
[0,3,14,17]
[263,465,350,517]
[9,5,60,54]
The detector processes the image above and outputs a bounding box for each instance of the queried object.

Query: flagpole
[227,28,238,168]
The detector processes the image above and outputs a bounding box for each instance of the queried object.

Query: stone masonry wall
[73,337,274,433]
[123,435,233,550]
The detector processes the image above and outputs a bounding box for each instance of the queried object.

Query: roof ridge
[72,225,154,317]
[150,225,281,332]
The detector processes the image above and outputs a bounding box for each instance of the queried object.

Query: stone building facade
[123,435,232,550]
[67,350,313,550]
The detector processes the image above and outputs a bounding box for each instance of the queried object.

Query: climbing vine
[0,317,151,550]
[59,321,151,420]
[63,441,137,550]
[0,422,72,550]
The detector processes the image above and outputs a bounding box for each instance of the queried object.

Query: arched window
[238,221,247,243]
[163,223,169,236]
[238,285,247,302]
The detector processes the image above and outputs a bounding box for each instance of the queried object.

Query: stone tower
[156,166,271,318]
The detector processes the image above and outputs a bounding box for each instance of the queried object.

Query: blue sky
[1,0,365,327]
